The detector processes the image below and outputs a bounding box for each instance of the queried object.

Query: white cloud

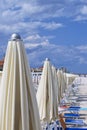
[0,1,87,23]
[21,3,45,15]
[24,40,49,49]
[24,34,54,43]
[24,35,87,69]
[24,34,41,41]
[81,5,87,15]
[76,45,87,53]
[41,22,63,30]
[24,34,49,49]
[0,21,63,35]
[74,55,87,64]
[74,5,87,21]
[23,34,87,67]
[0,0,87,37]
[79,57,87,64]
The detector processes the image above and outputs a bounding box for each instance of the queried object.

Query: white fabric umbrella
[57,70,67,102]
[63,72,67,90]
[0,33,42,130]
[61,71,67,94]
[52,66,59,104]
[36,58,58,123]
[57,70,63,102]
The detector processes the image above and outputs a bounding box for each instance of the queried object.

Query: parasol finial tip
[45,58,50,61]
[11,33,21,41]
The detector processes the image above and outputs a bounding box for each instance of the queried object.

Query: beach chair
[67,107,87,112]
[66,128,87,130]
[64,113,87,118]
[65,118,85,126]
[44,120,62,130]
[59,114,87,130]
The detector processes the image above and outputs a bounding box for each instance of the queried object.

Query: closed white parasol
[0,33,42,130]
[52,66,59,105]
[36,58,58,124]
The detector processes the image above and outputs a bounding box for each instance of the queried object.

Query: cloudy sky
[0,0,87,73]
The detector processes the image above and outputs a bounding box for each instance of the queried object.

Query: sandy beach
[76,78,87,123]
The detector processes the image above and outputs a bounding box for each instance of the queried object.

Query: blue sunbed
[65,119,85,125]
[67,107,87,111]
[66,128,87,130]
[64,113,80,117]
[64,113,87,117]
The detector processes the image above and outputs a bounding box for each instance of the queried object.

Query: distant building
[0,59,42,88]
[60,67,68,73]
[1,59,87,89]
[31,67,43,88]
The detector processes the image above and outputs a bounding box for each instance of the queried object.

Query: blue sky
[0,0,87,73]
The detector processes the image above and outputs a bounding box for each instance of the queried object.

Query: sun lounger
[65,107,87,112]
[64,113,86,119]
[45,122,62,130]
[75,95,87,97]
[69,106,80,108]
[67,108,80,111]
[59,106,87,114]
[59,114,87,130]
[65,119,85,126]
[66,128,87,130]
[43,120,62,130]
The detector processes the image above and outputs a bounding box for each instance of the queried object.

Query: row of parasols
[0,34,78,130]
[36,58,78,129]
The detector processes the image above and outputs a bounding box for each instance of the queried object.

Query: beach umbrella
[57,70,63,102]
[52,66,59,104]
[0,33,42,130]
[36,58,58,124]
[61,71,67,93]
[63,72,67,89]
[57,70,67,102]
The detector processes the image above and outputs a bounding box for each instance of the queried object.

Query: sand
[70,77,87,124]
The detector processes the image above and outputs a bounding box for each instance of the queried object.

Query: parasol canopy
[36,58,58,123]
[0,33,42,130]
[52,66,59,104]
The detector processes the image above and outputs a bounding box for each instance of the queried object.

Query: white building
[32,71,42,85]
[31,67,42,91]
